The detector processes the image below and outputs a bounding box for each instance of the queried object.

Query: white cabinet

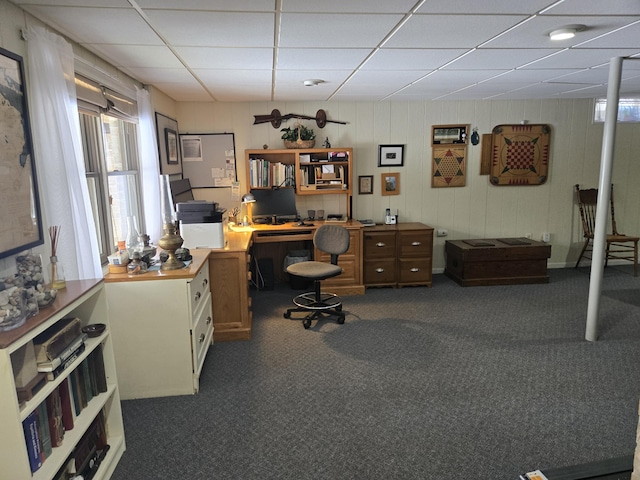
[104,249,213,399]
[0,279,125,480]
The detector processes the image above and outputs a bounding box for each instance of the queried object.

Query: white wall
[176,99,640,272]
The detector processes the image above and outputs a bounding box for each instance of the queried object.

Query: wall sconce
[240,193,255,226]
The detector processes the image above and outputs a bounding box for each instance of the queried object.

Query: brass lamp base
[158,223,185,271]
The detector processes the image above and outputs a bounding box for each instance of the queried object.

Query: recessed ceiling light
[549,25,585,41]
[303,79,324,87]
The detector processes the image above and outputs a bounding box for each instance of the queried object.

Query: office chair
[575,184,638,276]
[284,224,350,329]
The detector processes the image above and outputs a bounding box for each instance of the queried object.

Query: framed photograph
[431,124,469,146]
[155,112,182,175]
[358,175,373,194]
[0,47,44,259]
[381,172,400,196]
[378,144,404,167]
[165,128,179,164]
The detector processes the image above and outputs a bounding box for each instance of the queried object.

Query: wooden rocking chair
[575,184,638,276]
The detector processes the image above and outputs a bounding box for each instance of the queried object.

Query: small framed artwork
[155,112,182,175]
[381,172,400,196]
[378,144,404,167]
[165,128,179,164]
[358,175,373,194]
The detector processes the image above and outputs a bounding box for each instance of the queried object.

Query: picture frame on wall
[155,112,182,175]
[0,47,44,259]
[358,175,373,194]
[381,172,400,196]
[378,144,404,167]
[165,128,179,164]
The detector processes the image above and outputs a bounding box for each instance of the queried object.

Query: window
[594,98,640,122]
[79,110,142,263]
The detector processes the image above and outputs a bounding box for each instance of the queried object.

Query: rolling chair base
[284,291,345,329]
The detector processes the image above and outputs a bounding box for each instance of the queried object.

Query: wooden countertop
[104,248,210,283]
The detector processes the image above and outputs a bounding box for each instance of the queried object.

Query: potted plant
[281,124,315,149]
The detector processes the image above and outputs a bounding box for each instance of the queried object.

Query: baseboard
[532,455,633,480]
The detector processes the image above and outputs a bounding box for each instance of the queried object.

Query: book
[22,410,42,473]
[521,471,549,480]
[45,343,86,381]
[89,345,108,393]
[45,387,64,447]
[33,317,82,363]
[81,358,94,403]
[36,401,52,460]
[70,368,85,414]
[357,219,376,226]
[58,377,74,431]
[37,333,88,373]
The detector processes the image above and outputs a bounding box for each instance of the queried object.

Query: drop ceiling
[10,0,640,102]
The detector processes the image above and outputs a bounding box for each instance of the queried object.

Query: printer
[176,201,227,249]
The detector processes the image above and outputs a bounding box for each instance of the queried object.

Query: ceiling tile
[362,49,469,70]
[277,48,371,70]
[90,44,183,68]
[174,47,273,70]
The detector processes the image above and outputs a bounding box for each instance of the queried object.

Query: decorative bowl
[82,323,106,338]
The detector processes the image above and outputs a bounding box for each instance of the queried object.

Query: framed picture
[381,172,400,196]
[358,175,373,194]
[0,47,44,259]
[155,112,182,175]
[431,124,469,146]
[378,144,404,167]
[165,128,179,164]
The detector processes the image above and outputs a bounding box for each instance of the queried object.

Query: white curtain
[136,86,163,245]
[24,26,102,280]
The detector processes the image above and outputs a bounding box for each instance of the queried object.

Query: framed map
[490,124,551,185]
[0,47,43,259]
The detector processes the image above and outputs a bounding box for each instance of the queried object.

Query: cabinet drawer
[364,232,396,258]
[192,294,213,379]
[322,258,357,286]
[364,259,396,285]
[398,258,432,285]
[188,261,210,317]
[398,232,432,257]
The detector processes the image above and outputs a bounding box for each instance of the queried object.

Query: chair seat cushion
[287,261,343,280]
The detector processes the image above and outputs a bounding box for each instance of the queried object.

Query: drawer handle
[376,242,386,247]
[410,267,420,272]
[203,278,208,287]
[411,241,421,246]
[199,333,205,343]
[206,316,212,325]
[375,268,385,273]
[194,291,201,302]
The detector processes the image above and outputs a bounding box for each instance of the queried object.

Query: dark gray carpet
[112,267,640,480]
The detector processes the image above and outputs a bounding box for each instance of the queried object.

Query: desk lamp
[240,193,256,226]
[158,174,185,270]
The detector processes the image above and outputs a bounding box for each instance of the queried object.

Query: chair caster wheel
[303,319,311,329]
[337,317,345,324]
[336,304,343,312]
[284,312,291,319]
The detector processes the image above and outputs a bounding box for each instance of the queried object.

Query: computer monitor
[250,188,298,223]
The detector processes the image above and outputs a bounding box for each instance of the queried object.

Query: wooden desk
[444,238,551,286]
[209,221,363,341]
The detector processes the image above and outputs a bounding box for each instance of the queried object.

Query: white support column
[585,56,623,342]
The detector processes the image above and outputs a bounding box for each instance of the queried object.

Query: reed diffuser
[48,225,66,289]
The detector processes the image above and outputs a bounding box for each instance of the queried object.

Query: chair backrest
[575,184,618,238]
[313,225,350,264]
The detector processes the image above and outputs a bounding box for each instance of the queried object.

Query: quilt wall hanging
[490,124,551,186]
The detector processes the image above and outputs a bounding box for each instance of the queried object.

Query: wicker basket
[283,139,315,149]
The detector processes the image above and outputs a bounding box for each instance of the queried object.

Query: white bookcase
[0,279,125,479]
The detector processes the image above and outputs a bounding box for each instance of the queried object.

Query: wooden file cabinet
[364,223,434,288]
[209,231,253,342]
[104,249,213,399]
